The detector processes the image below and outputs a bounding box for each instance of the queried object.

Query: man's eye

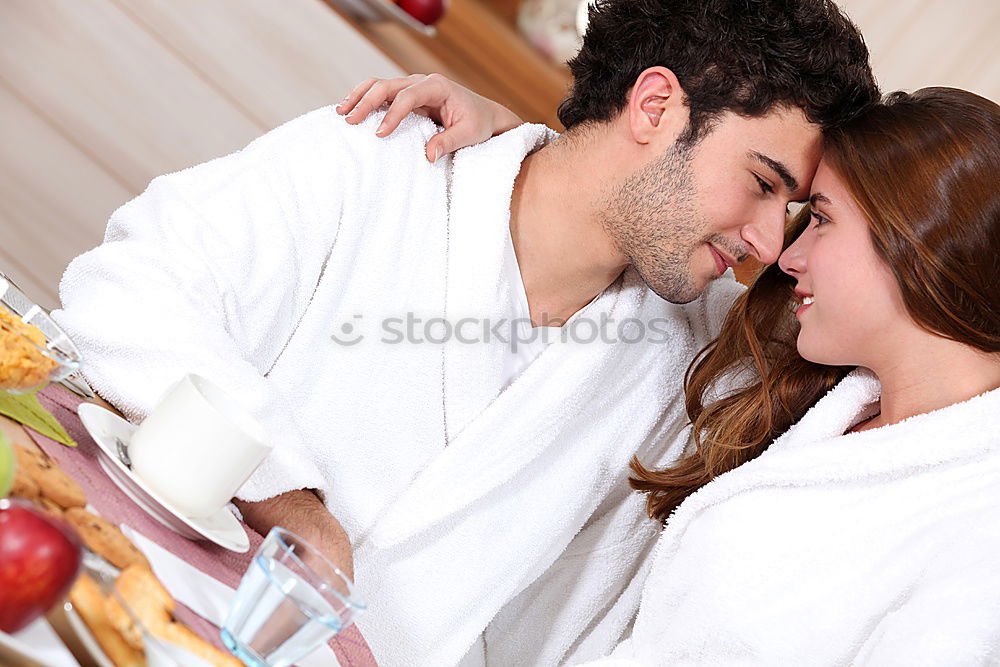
[754,174,775,195]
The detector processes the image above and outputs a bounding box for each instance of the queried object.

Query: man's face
[601,107,822,303]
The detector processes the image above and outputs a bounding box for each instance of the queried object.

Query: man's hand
[336,73,524,163]
[234,489,354,581]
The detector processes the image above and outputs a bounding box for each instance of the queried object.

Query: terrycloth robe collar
[440,121,555,441]
[655,367,1000,573]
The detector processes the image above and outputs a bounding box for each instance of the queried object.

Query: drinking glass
[1,271,81,394]
[221,527,366,667]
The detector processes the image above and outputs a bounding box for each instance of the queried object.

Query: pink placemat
[27,384,376,667]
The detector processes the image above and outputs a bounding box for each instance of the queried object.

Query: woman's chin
[796,334,839,366]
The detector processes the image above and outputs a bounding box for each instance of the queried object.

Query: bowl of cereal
[0,272,81,394]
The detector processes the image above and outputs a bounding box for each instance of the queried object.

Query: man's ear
[627,67,687,145]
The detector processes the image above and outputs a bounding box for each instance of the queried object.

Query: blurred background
[2,0,998,308]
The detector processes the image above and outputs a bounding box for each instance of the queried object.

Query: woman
[339,79,1000,663]
[612,88,1000,665]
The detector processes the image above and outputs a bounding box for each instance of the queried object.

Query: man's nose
[741,213,785,265]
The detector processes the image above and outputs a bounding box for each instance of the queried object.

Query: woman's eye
[809,209,829,226]
[754,174,775,195]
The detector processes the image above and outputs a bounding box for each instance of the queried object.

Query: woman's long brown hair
[631,87,1000,524]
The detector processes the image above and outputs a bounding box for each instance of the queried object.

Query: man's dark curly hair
[558,0,879,142]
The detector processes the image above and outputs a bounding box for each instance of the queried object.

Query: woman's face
[777,158,911,367]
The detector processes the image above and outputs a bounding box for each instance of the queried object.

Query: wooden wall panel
[0,83,133,309]
[109,0,404,129]
[0,0,403,308]
[839,0,1000,101]
[0,0,270,192]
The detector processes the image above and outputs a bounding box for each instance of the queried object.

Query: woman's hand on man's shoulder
[336,73,523,163]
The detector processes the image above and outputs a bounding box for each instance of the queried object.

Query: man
[53,1,877,664]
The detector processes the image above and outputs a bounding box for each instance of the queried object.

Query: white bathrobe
[53,106,744,666]
[585,369,1000,666]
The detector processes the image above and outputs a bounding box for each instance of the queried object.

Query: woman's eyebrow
[810,192,832,207]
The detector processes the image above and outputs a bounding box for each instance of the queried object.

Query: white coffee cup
[128,374,272,519]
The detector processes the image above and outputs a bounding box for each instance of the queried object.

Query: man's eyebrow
[810,192,832,206]
[749,151,799,193]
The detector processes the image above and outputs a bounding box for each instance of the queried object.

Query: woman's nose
[778,236,807,276]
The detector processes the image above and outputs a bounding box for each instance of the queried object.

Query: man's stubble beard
[599,141,712,305]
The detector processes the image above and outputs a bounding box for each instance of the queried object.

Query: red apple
[0,498,83,633]
[397,0,446,25]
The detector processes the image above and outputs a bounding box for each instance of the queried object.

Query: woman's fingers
[336,77,379,116]
[337,74,425,124]
[334,73,522,162]
[375,79,449,136]
[425,121,487,163]
[424,131,452,163]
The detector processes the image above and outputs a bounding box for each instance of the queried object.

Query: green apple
[0,431,13,498]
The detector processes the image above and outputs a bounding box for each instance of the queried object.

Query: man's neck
[508,136,629,327]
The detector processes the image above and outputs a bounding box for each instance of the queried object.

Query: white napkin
[122,526,341,667]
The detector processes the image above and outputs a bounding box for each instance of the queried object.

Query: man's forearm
[234,489,355,581]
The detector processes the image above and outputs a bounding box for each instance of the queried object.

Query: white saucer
[76,403,250,553]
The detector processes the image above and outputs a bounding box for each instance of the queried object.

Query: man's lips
[707,244,737,276]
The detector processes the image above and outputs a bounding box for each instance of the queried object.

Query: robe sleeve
[53,106,352,499]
